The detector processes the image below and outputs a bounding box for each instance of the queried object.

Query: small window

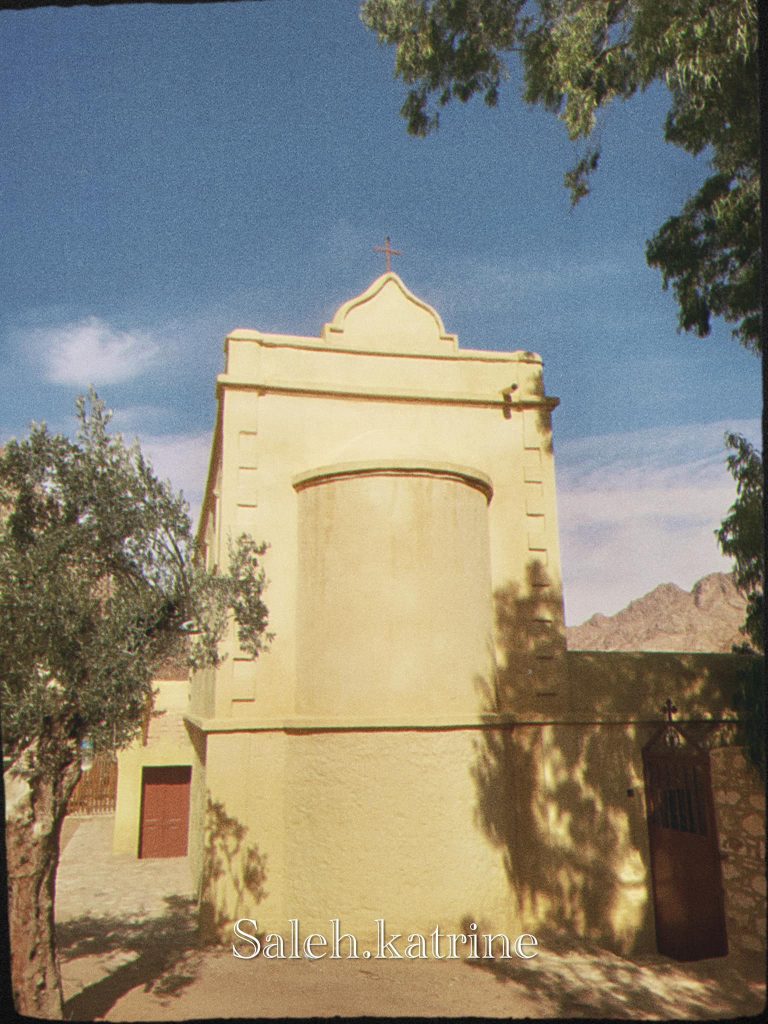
[647,762,708,836]
[660,787,697,833]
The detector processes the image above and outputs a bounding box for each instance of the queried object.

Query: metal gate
[68,752,118,816]
[642,701,728,960]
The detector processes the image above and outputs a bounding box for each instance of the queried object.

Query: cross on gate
[662,697,678,722]
[373,236,402,272]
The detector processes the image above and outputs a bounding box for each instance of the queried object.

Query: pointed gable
[320,272,458,355]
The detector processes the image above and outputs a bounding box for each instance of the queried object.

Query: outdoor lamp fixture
[80,737,94,772]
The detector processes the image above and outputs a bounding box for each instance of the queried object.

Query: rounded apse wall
[293,461,496,719]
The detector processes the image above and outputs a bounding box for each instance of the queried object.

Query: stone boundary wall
[710,746,766,956]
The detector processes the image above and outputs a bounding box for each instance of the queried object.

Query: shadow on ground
[57,894,205,1020]
[462,926,766,1020]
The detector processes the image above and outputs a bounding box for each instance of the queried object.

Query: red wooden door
[643,735,728,960]
[139,766,191,858]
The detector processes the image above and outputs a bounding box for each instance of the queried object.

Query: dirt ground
[55,816,766,1021]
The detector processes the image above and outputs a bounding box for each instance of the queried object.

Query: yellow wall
[295,470,495,718]
[192,650,753,950]
[113,678,194,856]
[191,272,566,726]
[182,273,759,957]
[562,650,749,721]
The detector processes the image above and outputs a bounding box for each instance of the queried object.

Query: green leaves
[362,0,522,135]
[0,392,271,776]
[361,0,760,350]
[732,658,765,781]
[647,173,760,350]
[184,536,273,671]
[716,433,764,654]
[563,146,600,205]
[227,536,274,660]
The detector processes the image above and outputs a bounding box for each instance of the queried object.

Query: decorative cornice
[215,375,560,411]
[184,712,520,733]
[183,712,737,735]
[226,331,541,365]
[292,460,494,503]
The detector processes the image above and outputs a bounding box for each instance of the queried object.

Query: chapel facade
[113,273,764,962]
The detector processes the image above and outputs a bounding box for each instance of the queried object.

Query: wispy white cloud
[425,249,636,318]
[557,419,761,626]
[26,317,160,385]
[110,404,169,433]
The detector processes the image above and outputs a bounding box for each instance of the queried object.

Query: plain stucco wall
[198,730,288,938]
[193,718,669,954]
[198,727,521,943]
[295,471,495,718]
[183,277,762,960]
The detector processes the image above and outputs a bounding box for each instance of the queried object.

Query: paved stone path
[56,815,196,1020]
[55,816,766,1020]
[57,816,195,922]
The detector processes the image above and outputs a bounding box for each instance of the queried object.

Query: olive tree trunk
[5,756,81,1018]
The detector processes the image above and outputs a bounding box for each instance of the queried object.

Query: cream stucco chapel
[113,270,764,962]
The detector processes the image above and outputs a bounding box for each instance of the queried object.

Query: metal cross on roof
[662,698,678,722]
[373,236,402,272]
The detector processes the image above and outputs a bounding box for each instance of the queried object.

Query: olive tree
[0,392,271,1017]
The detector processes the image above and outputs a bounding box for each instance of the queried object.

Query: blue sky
[1,1,761,624]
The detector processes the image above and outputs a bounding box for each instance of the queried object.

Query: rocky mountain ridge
[566,572,749,653]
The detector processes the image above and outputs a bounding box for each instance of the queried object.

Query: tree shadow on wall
[472,563,654,956]
[504,366,554,455]
[199,796,268,940]
[531,367,555,456]
[59,894,202,1019]
[469,561,758,1013]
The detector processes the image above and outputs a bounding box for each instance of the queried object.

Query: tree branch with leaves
[361,0,759,350]
[362,0,763,767]
[0,391,272,1017]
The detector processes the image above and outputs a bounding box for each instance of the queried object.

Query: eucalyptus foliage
[715,434,765,780]
[717,432,766,782]
[361,0,760,349]
[0,391,271,777]
[362,0,764,774]
[717,433,764,655]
